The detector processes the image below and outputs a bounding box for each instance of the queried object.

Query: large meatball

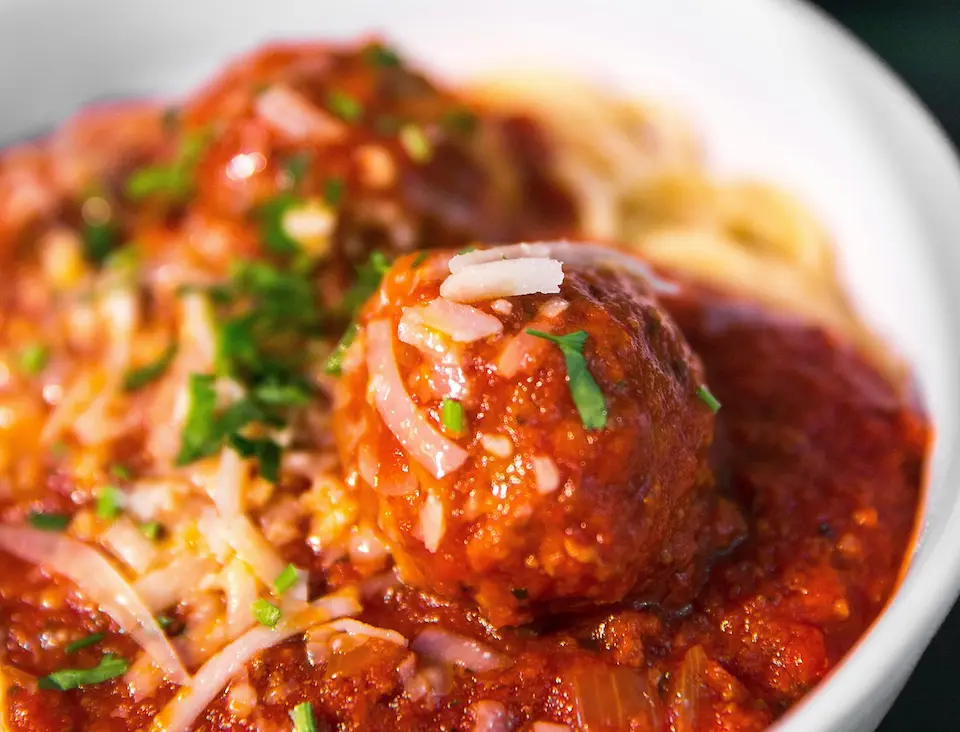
[333,242,721,626]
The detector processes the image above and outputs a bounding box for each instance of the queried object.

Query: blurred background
[810,2,960,728]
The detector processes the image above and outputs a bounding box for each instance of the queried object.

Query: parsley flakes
[526,329,608,431]
[38,654,129,691]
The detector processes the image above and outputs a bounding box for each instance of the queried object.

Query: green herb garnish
[17,344,49,376]
[140,521,163,540]
[256,194,301,256]
[363,43,401,69]
[252,598,282,628]
[125,128,210,201]
[323,176,345,207]
[175,374,220,465]
[289,701,318,732]
[283,152,312,189]
[525,329,608,431]
[696,384,721,413]
[399,124,432,163]
[412,251,429,268]
[273,563,299,595]
[344,251,392,315]
[95,485,123,521]
[109,464,132,481]
[81,216,117,264]
[324,323,358,377]
[440,398,464,435]
[441,108,478,135]
[326,90,363,122]
[28,512,69,532]
[65,633,104,655]
[123,343,178,392]
[229,434,282,483]
[38,654,129,691]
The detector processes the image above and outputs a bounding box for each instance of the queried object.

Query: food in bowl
[0,38,929,731]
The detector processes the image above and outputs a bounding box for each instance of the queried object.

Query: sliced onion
[420,298,503,342]
[495,297,569,379]
[419,491,446,554]
[153,589,361,732]
[222,558,257,639]
[134,555,219,614]
[366,319,468,479]
[222,515,287,589]
[569,664,663,731]
[126,653,164,702]
[213,446,245,517]
[397,307,449,356]
[471,700,509,732]
[322,618,408,646]
[440,258,563,303]
[0,525,189,685]
[411,629,507,673]
[255,84,348,143]
[101,516,158,575]
[532,455,561,495]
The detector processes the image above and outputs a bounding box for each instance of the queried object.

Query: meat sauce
[0,39,928,732]
[1,282,927,731]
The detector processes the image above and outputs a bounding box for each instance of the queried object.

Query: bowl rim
[772,1,960,729]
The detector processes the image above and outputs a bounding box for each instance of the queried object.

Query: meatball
[333,242,720,626]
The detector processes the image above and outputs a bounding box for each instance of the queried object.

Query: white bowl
[2,0,959,729]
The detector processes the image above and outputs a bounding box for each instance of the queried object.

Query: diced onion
[532,455,561,495]
[101,516,159,575]
[213,446,245,517]
[480,433,514,458]
[134,555,219,613]
[411,629,506,673]
[471,700,509,732]
[366,319,468,479]
[419,298,503,342]
[0,525,189,685]
[440,258,563,303]
[153,589,361,732]
[419,491,446,554]
[255,85,348,143]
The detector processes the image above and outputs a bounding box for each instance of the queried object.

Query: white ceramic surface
[2,1,959,729]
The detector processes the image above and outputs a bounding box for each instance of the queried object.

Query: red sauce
[0,39,928,732]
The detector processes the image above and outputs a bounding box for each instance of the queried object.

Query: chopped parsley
[256,193,302,256]
[324,322,358,376]
[65,633,104,655]
[109,464,132,481]
[283,152,312,188]
[80,201,118,264]
[696,384,721,413]
[273,563,299,595]
[27,512,69,532]
[175,374,220,465]
[399,124,432,163]
[289,701,318,732]
[252,598,282,628]
[17,344,49,376]
[343,251,392,314]
[412,251,429,268]
[525,329,608,431]
[123,343,178,392]
[38,654,129,691]
[228,434,282,483]
[140,521,163,541]
[323,176,345,207]
[458,245,478,255]
[441,108,478,135]
[440,398,464,435]
[325,90,363,122]
[95,485,123,521]
[125,128,211,202]
[363,42,402,69]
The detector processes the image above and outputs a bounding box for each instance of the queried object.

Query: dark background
[812,2,960,729]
